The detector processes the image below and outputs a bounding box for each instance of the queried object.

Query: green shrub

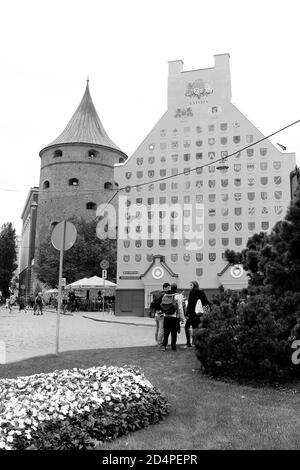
[194,291,300,383]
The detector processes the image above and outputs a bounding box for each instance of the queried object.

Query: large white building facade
[114,54,296,315]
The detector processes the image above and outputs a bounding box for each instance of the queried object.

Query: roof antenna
[87,75,90,84]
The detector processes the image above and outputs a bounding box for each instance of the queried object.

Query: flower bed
[0,365,169,450]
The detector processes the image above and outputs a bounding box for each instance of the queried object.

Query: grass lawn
[1,346,300,450]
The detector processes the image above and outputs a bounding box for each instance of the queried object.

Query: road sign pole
[56,220,66,355]
[103,275,105,314]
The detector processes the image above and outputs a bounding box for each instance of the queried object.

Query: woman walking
[185,281,210,348]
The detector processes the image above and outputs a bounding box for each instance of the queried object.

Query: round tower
[35,81,127,249]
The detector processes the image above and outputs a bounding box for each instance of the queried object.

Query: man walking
[161,283,184,351]
[34,292,43,315]
[150,282,170,349]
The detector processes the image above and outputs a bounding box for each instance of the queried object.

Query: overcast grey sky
[1,0,299,234]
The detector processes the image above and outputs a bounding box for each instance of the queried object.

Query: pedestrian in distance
[34,292,44,315]
[150,282,170,349]
[161,283,185,351]
[19,296,26,312]
[68,290,76,313]
[8,294,16,313]
[185,281,210,348]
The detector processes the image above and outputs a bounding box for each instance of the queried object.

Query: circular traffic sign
[51,221,77,251]
[100,259,110,269]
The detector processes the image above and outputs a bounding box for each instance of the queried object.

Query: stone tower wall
[35,143,126,250]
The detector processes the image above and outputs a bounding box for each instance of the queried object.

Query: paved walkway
[0,307,185,363]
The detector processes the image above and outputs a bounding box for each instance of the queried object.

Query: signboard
[102,269,107,279]
[100,260,110,270]
[51,221,77,251]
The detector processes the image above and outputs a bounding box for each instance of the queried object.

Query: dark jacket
[186,288,210,318]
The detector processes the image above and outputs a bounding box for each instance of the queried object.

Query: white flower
[7,436,14,443]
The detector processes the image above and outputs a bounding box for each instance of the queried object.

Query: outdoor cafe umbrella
[67,276,117,288]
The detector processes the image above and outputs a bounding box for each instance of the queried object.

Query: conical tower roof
[40,81,123,154]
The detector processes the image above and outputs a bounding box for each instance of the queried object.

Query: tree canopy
[34,218,117,288]
[0,222,17,298]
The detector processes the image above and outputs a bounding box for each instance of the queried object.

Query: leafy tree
[34,218,117,287]
[0,222,17,298]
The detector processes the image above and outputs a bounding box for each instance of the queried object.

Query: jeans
[163,316,178,350]
[155,313,164,346]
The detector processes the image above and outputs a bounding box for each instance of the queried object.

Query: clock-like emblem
[230,265,244,279]
[152,267,164,280]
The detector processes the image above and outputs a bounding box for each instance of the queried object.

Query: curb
[82,315,155,328]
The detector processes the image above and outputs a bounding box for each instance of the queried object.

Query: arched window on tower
[88,149,98,158]
[119,157,124,163]
[43,180,50,189]
[104,182,113,190]
[69,178,79,186]
[86,202,97,210]
[54,149,63,157]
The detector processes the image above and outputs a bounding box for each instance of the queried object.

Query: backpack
[35,296,42,304]
[160,294,178,316]
[150,292,164,311]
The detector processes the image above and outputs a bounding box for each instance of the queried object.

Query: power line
[0,117,299,196]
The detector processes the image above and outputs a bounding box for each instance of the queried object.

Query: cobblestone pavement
[0,307,185,363]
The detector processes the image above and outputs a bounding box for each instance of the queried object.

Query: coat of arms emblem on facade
[274,161,281,170]
[274,176,282,185]
[260,162,268,171]
[185,80,213,99]
[261,177,268,185]
[222,208,229,217]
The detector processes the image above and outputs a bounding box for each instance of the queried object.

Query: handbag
[195,299,203,315]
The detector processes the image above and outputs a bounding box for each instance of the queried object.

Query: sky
[1,0,300,235]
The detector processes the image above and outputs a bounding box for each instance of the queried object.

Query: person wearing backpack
[150,282,170,348]
[161,283,184,351]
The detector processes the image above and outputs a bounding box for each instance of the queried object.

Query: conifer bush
[194,292,300,383]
